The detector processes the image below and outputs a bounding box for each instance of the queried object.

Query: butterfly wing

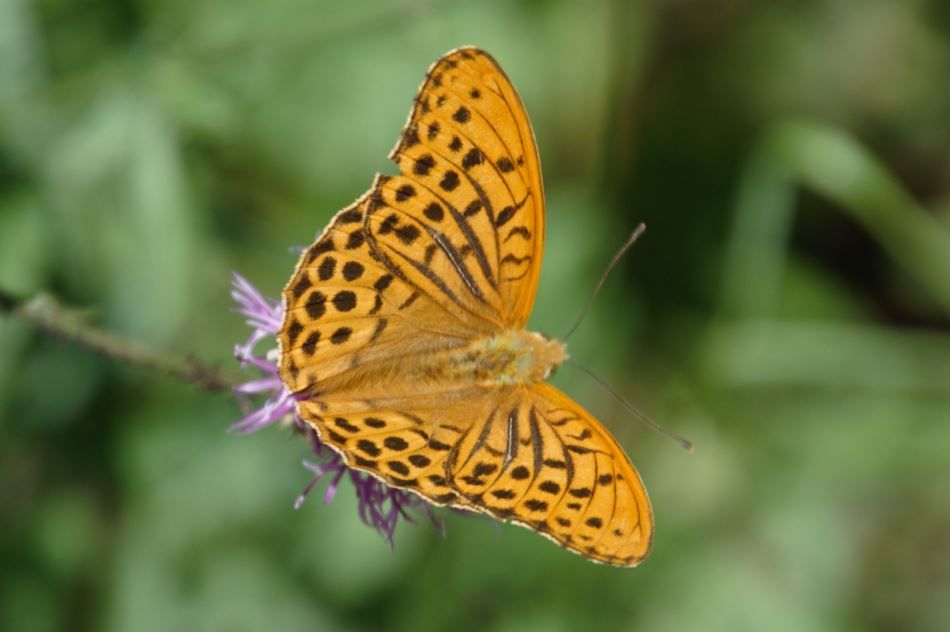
[382,46,545,329]
[293,389,502,510]
[298,381,653,567]
[279,47,650,567]
[447,382,654,566]
[279,192,493,396]
[281,47,547,389]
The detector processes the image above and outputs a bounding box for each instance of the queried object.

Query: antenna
[566,360,694,452]
[563,223,646,341]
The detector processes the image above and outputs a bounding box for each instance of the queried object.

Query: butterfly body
[295,330,564,407]
[430,329,566,386]
[279,47,654,567]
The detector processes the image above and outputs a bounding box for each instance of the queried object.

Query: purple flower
[230,272,441,546]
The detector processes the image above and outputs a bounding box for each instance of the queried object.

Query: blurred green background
[2,0,949,630]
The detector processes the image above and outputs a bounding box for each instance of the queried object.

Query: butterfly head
[522,330,568,382]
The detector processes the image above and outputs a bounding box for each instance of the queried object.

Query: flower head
[230,272,440,545]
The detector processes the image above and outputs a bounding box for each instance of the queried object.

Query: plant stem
[0,289,242,391]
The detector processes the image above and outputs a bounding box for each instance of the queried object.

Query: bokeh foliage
[2,0,949,630]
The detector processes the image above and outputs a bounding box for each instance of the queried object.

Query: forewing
[279,194,493,395]
[382,46,545,328]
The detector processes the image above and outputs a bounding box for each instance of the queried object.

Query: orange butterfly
[278,47,653,566]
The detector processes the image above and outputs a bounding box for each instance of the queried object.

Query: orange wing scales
[294,385,653,566]
[279,193,483,397]
[366,174,503,327]
[296,400,469,507]
[278,47,654,568]
[446,384,652,566]
[390,48,545,327]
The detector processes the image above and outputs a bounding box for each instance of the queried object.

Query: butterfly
[277,46,653,567]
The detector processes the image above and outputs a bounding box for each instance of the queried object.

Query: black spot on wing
[495,206,516,228]
[345,231,365,250]
[473,462,498,477]
[462,148,482,171]
[409,454,431,468]
[365,417,386,428]
[342,261,364,281]
[379,213,398,235]
[301,331,319,356]
[357,439,381,457]
[401,126,420,149]
[307,240,334,262]
[423,202,444,222]
[305,291,327,320]
[338,208,362,223]
[395,224,420,245]
[497,156,515,173]
[511,466,530,480]
[395,184,416,201]
[318,257,336,281]
[388,461,410,476]
[287,318,303,346]
[463,200,482,217]
[330,327,352,345]
[384,436,409,451]
[333,417,359,433]
[414,154,435,176]
[439,170,460,191]
[332,291,356,312]
[495,197,528,229]
[291,274,312,299]
[523,499,548,512]
[453,106,471,123]
[428,438,451,451]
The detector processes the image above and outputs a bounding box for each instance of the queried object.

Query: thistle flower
[230,272,440,545]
